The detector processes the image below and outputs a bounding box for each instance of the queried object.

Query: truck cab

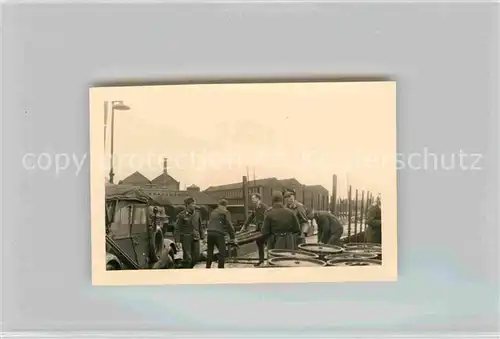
[105,185,177,270]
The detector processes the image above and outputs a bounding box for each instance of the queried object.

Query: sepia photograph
[89,81,397,285]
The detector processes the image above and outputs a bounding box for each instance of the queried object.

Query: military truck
[105,184,177,270]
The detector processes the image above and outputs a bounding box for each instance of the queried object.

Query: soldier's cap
[283,190,295,198]
[218,198,228,207]
[252,193,262,200]
[271,194,283,204]
[184,197,195,205]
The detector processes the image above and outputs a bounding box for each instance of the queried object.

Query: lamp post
[108,100,130,184]
[104,101,108,151]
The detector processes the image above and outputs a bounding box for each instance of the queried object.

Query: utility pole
[331,174,338,214]
[242,176,249,218]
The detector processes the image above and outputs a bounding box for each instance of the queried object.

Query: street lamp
[108,100,130,184]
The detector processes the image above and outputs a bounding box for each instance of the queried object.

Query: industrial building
[204,177,330,211]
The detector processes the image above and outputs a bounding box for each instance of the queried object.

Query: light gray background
[2,1,498,336]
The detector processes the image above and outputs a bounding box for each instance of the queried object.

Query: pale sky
[95,82,396,198]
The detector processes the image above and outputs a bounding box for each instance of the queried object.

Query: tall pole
[360,190,365,234]
[243,176,249,219]
[253,167,256,188]
[347,185,352,241]
[331,174,338,214]
[354,189,359,237]
[108,103,116,184]
[364,192,372,242]
[106,101,130,184]
[104,101,108,151]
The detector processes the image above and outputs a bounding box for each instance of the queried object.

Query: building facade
[118,158,180,190]
[204,177,278,206]
[304,185,330,211]
[119,171,151,186]
[116,159,217,221]
[204,177,329,211]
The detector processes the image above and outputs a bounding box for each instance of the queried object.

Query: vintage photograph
[90,81,397,285]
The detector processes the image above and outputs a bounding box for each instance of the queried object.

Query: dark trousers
[206,231,227,268]
[181,234,200,268]
[366,225,381,244]
[296,235,306,246]
[256,236,266,262]
[270,233,297,250]
[327,228,343,245]
[254,223,266,262]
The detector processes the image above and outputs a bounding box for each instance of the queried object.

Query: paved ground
[195,233,322,269]
[194,221,366,268]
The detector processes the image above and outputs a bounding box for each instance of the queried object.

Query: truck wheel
[149,227,164,262]
[106,261,121,270]
[152,247,176,269]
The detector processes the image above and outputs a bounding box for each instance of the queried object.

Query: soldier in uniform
[283,189,310,245]
[150,206,168,235]
[309,210,344,245]
[174,197,204,268]
[366,195,382,244]
[206,199,236,269]
[240,193,269,267]
[261,194,301,250]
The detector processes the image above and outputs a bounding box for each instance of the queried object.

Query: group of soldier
[173,189,382,269]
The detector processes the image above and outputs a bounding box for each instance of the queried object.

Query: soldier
[174,197,204,268]
[240,193,269,267]
[366,195,382,244]
[206,199,236,269]
[309,210,344,245]
[261,194,301,250]
[283,189,310,245]
[150,206,168,235]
